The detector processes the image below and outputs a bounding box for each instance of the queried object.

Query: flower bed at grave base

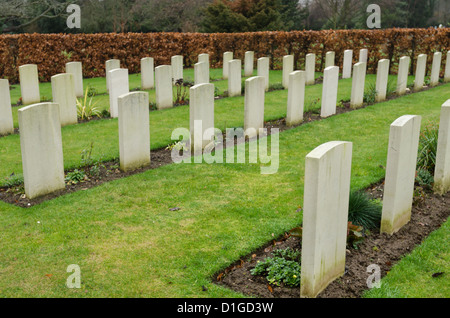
[0,28,449,84]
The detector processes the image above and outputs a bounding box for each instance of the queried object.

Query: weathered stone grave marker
[301,141,353,298]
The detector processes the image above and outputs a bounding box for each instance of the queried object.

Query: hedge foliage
[0,28,449,84]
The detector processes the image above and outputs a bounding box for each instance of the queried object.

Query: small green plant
[268,83,284,91]
[86,85,98,97]
[214,86,220,97]
[149,102,157,111]
[337,100,345,108]
[305,98,321,114]
[65,169,86,184]
[348,190,382,230]
[81,142,95,167]
[250,247,301,287]
[364,82,378,104]
[415,168,434,187]
[81,142,105,177]
[417,121,439,174]
[271,247,301,261]
[3,173,24,187]
[174,78,193,105]
[385,78,397,98]
[77,88,101,120]
[166,141,188,152]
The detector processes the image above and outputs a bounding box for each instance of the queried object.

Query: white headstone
[194,62,209,85]
[342,50,353,79]
[65,62,84,97]
[244,51,255,77]
[141,57,155,90]
[171,55,184,84]
[106,59,120,93]
[244,76,265,139]
[109,68,129,118]
[51,73,78,126]
[430,51,442,87]
[18,103,65,199]
[305,53,316,85]
[434,100,450,194]
[228,59,242,97]
[375,59,390,102]
[19,64,40,105]
[321,66,339,118]
[350,62,367,108]
[0,79,14,135]
[118,92,151,172]
[282,55,294,89]
[198,53,209,69]
[301,141,352,298]
[414,54,427,91]
[257,57,270,91]
[325,51,335,68]
[359,48,368,64]
[286,71,306,127]
[155,65,173,109]
[445,51,450,83]
[381,115,421,235]
[396,56,410,96]
[223,52,233,79]
[190,83,215,155]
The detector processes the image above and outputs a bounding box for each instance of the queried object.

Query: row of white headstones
[2,48,449,130]
[1,50,450,298]
[1,49,449,193]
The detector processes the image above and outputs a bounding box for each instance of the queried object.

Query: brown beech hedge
[0,28,448,84]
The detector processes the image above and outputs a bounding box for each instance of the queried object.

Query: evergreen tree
[201,0,306,32]
[201,0,251,33]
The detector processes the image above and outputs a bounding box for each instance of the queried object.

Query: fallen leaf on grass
[432,272,444,278]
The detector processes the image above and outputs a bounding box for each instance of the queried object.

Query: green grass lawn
[0,69,448,298]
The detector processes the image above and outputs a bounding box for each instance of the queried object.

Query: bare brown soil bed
[214,182,450,298]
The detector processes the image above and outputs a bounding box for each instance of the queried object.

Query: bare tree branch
[1,0,71,33]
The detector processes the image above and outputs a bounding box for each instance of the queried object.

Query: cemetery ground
[0,68,449,298]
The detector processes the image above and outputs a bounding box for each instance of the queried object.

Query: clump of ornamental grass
[348,190,382,231]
